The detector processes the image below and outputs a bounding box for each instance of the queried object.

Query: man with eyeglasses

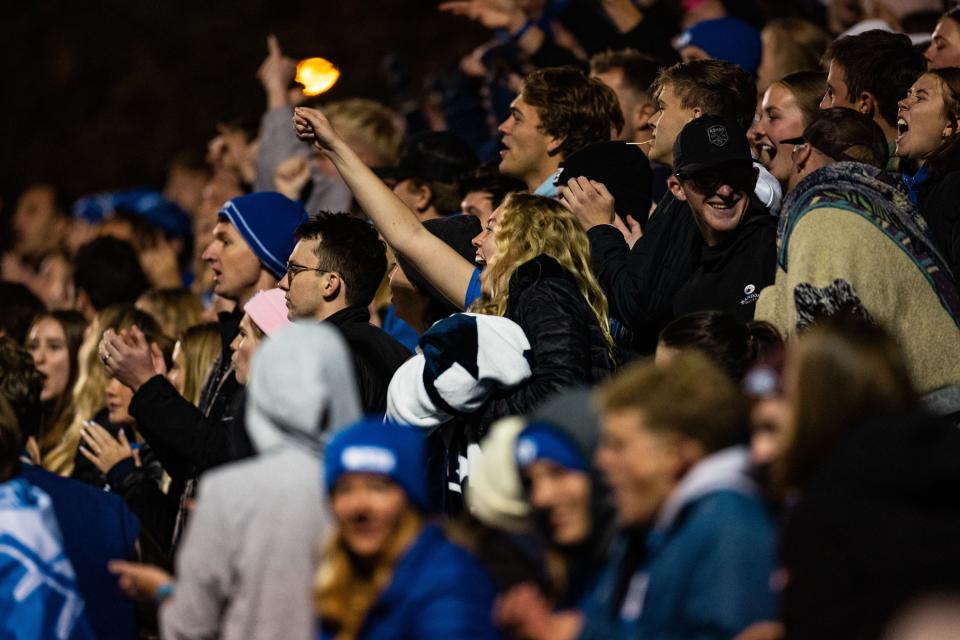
[99,191,307,551]
[666,115,777,322]
[278,213,411,414]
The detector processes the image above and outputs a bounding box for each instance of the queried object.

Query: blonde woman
[166,322,221,407]
[294,108,617,421]
[43,305,146,475]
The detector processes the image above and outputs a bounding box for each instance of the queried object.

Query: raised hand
[79,421,134,474]
[274,155,311,200]
[256,34,298,108]
[438,0,526,31]
[100,326,166,392]
[558,176,617,231]
[613,213,643,249]
[293,107,340,154]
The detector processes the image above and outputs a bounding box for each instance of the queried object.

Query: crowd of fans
[3,0,960,638]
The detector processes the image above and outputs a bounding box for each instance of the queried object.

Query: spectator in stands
[0,337,140,640]
[73,236,150,321]
[756,108,960,395]
[589,50,659,146]
[820,30,926,170]
[0,281,45,344]
[925,8,960,69]
[756,19,831,95]
[896,68,960,276]
[279,214,411,414]
[580,352,776,639]
[316,417,501,639]
[458,163,526,228]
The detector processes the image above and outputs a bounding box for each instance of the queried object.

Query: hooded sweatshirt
[160,323,361,640]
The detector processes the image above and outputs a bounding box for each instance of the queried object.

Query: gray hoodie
[161,323,361,640]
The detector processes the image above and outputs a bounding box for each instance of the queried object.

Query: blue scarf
[902,164,932,206]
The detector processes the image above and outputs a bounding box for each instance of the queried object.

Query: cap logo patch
[342,446,397,474]
[744,284,756,295]
[707,125,729,147]
[516,437,538,466]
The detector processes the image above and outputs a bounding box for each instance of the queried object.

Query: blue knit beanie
[218,192,308,278]
[675,17,762,75]
[324,418,431,513]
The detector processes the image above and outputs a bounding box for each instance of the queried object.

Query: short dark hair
[0,336,44,445]
[654,59,758,130]
[0,282,45,345]
[521,67,624,157]
[0,395,20,481]
[295,214,387,308]
[459,164,527,210]
[823,30,926,129]
[590,49,660,97]
[74,236,150,311]
[659,311,782,382]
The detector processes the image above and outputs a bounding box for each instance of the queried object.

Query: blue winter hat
[218,192,308,278]
[675,17,762,75]
[515,422,589,473]
[324,417,431,512]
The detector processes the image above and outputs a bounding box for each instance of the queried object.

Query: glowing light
[295,57,340,97]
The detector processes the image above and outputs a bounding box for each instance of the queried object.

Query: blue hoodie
[321,524,502,640]
[579,446,777,640]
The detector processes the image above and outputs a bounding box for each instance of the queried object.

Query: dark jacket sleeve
[106,457,177,558]
[588,202,700,351]
[128,375,233,477]
[481,279,594,424]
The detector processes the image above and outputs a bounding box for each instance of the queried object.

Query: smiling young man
[581,352,776,640]
[498,67,623,196]
[668,116,778,322]
[578,59,771,353]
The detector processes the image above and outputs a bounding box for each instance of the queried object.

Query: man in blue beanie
[101,191,307,551]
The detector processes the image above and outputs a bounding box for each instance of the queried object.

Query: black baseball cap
[672,115,753,176]
[556,141,654,227]
[376,131,479,183]
[779,107,888,169]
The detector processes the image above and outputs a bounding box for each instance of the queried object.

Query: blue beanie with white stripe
[218,192,308,278]
[324,418,431,513]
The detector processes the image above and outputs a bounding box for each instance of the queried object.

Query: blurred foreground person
[110,323,361,640]
[317,417,502,640]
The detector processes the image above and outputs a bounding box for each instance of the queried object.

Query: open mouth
[897,117,909,139]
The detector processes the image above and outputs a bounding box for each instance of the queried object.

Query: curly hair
[471,193,614,351]
[521,67,624,158]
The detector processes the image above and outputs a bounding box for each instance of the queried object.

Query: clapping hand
[79,421,134,474]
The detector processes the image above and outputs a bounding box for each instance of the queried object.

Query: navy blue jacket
[21,464,140,640]
[320,524,503,640]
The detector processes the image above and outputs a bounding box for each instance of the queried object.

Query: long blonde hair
[472,193,614,350]
[176,322,221,407]
[43,305,168,476]
[314,509,424,640]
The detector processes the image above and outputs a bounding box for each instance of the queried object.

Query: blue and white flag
[0,478,93,640]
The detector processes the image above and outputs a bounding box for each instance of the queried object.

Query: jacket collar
[652,446,757,540]
[324,305,371,328]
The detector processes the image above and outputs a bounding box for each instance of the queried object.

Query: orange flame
[295,57,341,97]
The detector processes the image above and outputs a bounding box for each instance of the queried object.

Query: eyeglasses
[676,165,756,194]
[285,261,347,287]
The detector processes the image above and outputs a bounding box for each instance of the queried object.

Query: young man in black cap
[378,131,479,222]
[667,115,777,321]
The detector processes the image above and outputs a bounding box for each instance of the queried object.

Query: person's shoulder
[683,489,772,537]
[22,465,127,510]
[409,525,496,590]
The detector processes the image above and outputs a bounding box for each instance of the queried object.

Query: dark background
[0,0,487,207]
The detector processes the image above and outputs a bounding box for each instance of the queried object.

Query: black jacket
[915,169,960,277]
[129,310,252,478]
[588,191,702,353]
[326,305,412,415]
[672,201,778,322]
[481,254,616,427]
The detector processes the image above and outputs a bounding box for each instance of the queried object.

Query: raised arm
[293,106,476,308]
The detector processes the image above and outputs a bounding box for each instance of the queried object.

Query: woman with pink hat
[231,288,292,385]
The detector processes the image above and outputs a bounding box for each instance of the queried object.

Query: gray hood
[245,321,362,455]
